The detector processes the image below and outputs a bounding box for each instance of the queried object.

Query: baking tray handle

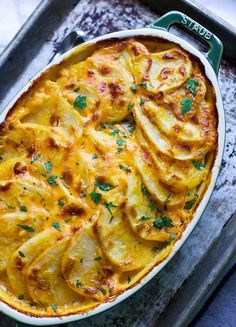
[149,10,223,74]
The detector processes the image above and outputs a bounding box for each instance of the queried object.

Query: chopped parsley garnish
[47,175,58,186]
[0,155,3,160]
[128,276,131,283]
[76,280,82,287]
[52,222,61,231]
[184,193,199,210]
[94,178,112,191]
[140,97,145,106]
[92,154,98,159]
[119,164,131,173]
[80,191,86,197]
[153,216,174,229]
[44,161,52,173]
[116,148,123,154]
[97,287,106,295]
[139,216,150,222]
[170,232,176,240]
[94,256,102,261]
[57,200,65,207]
[51,303,57,312]
[192,160,205,170]
[90,192,102,204]
[18,251,25,258]
[74,87,80,92]
[139,82,147,89]
[151,246,159,252]
[109,287,114,295]
[127,102,134,112]
[31,153,41,164]
[186,78,198,95]
[18,294,24,300]
[74,94,87,110]
[116,138,126,147]
[104,201,117,215]
[18,224,35,233]
[127,119,136,134]
[20,205,27,212]
[180,98,192,115]
[164,194,171,211]
[130,84,137,93]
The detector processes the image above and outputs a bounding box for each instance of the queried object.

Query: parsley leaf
[76,280,82,287]
[94,256,102,261]
[116,148,123,154]
[18,224,35,233]
[184,193,199,210]
[47,175,58,186]
[119,164,131,173]
[52,222,61,231]
[127,102,134,111]
[20,205,27,212]
[90,192,102,204]
[74,94,87,110]
[97,287,106,295]
[127,119,136,133]
[130,84,137,93]
[139,216,150,222]
[128,276,131,283]
[180,98,192,115]
[104,201,117,215]
[95,178,112,191]
[44,161,52,173]
[192,160,205,170]
[116,138,126,147]
[57,200,65,207]
[92,154,98,160]
[18,251,25,258]
[140,97,145,106]
[31,153,41,164]
[139,82,147,89]
[51,303,57,312]
[153,216,174,229]
[151,246,159,252]
[186,78,198,95]
[18,294,24,300]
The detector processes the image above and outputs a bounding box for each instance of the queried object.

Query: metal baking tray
[0,0,235,326]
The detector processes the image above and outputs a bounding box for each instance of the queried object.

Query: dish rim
[0,27,225,325]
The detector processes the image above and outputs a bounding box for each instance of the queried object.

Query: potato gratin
[0,38,217,316]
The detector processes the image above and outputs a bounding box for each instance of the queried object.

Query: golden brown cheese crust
[0,37,217,317]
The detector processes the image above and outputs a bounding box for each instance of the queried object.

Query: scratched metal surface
[0,0,235,326]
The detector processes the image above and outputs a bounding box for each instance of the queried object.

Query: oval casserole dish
[0,11,225,326]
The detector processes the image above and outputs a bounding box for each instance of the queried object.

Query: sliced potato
[147,49,192,93]
[62,224,114,301]
[134,106,208,160]
[7,229,60,298]
[97,207,157,271]
[144,100,202,143]
[27,238,79,305]
[126,174,171,242]
[134,147,184,207]
[136,128,207,190]
[0,212,46,272]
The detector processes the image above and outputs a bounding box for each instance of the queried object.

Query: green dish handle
[149,10,223,74]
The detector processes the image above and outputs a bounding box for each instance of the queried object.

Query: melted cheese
[0,38,217,317]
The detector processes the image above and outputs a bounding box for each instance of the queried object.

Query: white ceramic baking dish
[0,11,225,327]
